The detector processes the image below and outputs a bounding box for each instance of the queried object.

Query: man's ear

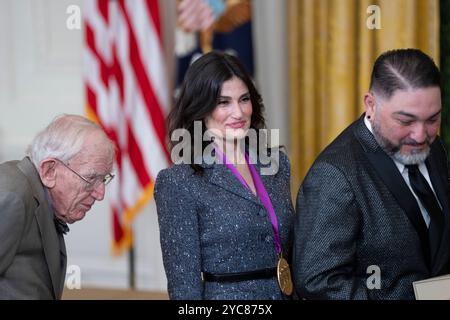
[364,92,376,119]
[39,159,57,188]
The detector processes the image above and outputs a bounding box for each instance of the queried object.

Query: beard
[371,117,431,165]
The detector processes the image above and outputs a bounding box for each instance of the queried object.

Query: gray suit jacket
[293,115,450,300]
[0,157,67,299]
[154,151,295,300]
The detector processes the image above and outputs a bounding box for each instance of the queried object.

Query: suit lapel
[17,158,64,299]
[34,203,65,298]
[204,149,277,207]
[425,144,450,273]
[207,162,262,206]
[354,118,431,265]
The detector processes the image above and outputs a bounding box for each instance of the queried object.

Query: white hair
[26,114,115,168]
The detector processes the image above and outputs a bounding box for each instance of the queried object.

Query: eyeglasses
[55,159,114,191]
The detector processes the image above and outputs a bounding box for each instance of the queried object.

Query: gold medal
[277,254,293,296]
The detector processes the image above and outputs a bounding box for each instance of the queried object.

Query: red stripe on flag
[86,84,98,115]
[127,126,151,187]
[86,83,123,170]
[112,207,124,242]
[111,44,125,103]
[145,0,162,42]
[110,41,152,184]
[85,24,110,88]
[98,0,109,24]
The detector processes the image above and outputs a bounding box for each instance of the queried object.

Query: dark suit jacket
[0,157,67,299]
[293,115,450,299]
[154,150,295,300]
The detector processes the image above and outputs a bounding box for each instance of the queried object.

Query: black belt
[202,267,277,282]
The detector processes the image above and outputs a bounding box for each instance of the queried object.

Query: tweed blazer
[154,150,295,300]
[293,115,450,299]
[0,157,66,299]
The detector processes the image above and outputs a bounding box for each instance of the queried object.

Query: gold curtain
[288,0,439,193]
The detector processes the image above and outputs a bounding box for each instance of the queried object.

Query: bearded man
[293,48,450,300]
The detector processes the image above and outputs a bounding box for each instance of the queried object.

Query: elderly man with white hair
[0,114,115,299]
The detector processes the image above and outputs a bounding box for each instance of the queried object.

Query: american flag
[83,0,170,254]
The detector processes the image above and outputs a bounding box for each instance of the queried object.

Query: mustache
[399,138,431,146]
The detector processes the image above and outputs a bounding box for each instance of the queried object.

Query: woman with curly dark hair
[154,51,294,300]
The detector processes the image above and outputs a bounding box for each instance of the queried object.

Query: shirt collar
[43,187,70,235]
